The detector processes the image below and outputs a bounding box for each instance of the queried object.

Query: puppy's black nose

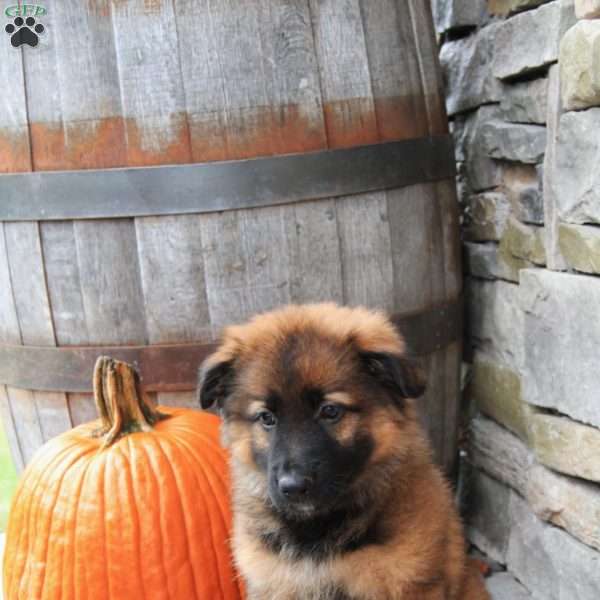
[278,472,311,498]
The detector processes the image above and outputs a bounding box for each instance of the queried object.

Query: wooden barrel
[0,1,461,475]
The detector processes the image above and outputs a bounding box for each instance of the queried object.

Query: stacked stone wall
[432,1,600,597]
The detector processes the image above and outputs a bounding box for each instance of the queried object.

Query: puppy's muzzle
[277,471,313,499]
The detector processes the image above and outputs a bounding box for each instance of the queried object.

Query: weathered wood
[406,0,448,136]
[0,225,25,469]
[40,221,93,433]
[436,179,463,474]
[0,302,460,393]
[360,0,429,140]
[0,386,24,472]
[4,222,72,449]
[336,193,394,310]
[309,0,378,147]
[4,222,55,346]
[0,27,30,173]
[157,392,198,410]
[404,0,458,473]
[0,2,460,473]
[201,206,292,331]
[73,219,148,345]
[34,392,73,441]
[0,138,455,222]
[111,0,192,166]
[136,214,212,408]
[0,225,20,346]
[67,393,98,427]
[40,221,90,346]
[5,388,44,465]
[175,0,326,161]
[283,200,344,304]
[23,1,125,170]
[136,215,211,344]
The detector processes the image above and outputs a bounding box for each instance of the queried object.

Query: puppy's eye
[318,404,345,423]
[256,410,277,429]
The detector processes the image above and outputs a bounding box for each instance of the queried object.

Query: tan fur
[206,304,489,600]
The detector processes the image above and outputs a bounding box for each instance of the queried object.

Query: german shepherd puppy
[198,304,489,600]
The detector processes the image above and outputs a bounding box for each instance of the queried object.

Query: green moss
[0,420,18,532]
[467,358,532,441]
[559,224,600,275]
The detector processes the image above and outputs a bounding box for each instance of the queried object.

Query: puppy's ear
[361,352,426,401]
[197,355,236,410]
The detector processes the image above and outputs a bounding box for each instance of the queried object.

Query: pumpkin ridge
[65,450,95,600]
[36,448,95,600]
[134,439,172,600]
[165,432,231,526]
[103,442,148,599]
[141,435,193,599]
[158,421,221,444]
[152,436,204,600]
[79,454,111,600]
[164,433,240,597]
[166,429,231,514]
[121,438,148,600]
[4,462,38,595]
[7,442,93,599]
[156,436,229,600]
[4,358,241,600]
[98,453,111,600]
[159,423,228,472]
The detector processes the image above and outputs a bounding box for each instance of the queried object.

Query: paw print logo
[5,16,45,48]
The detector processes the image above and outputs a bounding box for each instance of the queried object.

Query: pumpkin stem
[93,356,169,447]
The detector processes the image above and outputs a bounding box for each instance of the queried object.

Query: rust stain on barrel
[123,115,192,166]
[29,118,127,171]
[323,98,380,148]
[189,104,327,162]
[373,95,431,141]
[11,98,443,171]
[0,130,31,173]
[86,0,163,15]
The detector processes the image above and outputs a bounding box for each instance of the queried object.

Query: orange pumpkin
[3,357,244,600]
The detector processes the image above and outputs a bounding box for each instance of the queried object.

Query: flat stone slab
[489,0,553,16]
[558,223,600,274]
[470,416,533,492]
[471,415,600,549]
[464,192,511,242]
[560,20,600,110]
[464,242,519,282]
[493,1,576,80]
[441,24,501,115]
[481,121,547,164]
[468,279,524,371]
[467,469,513,563]
[507,494,600,600]
[500,76,549,124]
[520,269,600,428]
[529,413,600,482]
[555,108,600,224]
[487,572,532,599]
[432,0,488,33]
[500,217,546,269]
[468,357,531,440]
[502,163,544,225]
[454,106,504,192]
